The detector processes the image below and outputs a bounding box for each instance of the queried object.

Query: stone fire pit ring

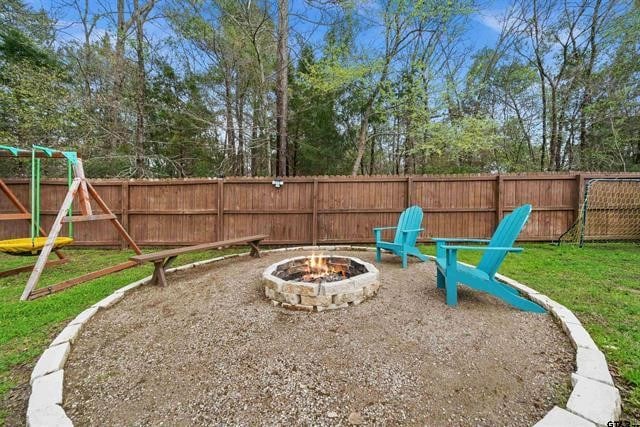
[262,255,379,311]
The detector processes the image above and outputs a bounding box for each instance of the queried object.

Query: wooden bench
[130,234,268,287]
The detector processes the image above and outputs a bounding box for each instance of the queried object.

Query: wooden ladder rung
[0,213,31,221]
[61,214,116,223]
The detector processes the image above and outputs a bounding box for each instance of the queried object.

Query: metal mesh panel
[558,179,640,246]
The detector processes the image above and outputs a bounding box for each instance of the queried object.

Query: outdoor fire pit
[262,254,380,311]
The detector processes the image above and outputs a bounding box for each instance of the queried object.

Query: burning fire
[302,254,347,282]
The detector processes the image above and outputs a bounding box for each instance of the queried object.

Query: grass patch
[420,242,640,417]
[0,247,245,424]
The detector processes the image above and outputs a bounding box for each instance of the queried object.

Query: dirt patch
[63,251,574,426]
[1,363,31,427]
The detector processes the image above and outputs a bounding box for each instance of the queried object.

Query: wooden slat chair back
[477,205,531,277]
[374,205,427,268]
[433,204,545,312]
[393,205,424,248]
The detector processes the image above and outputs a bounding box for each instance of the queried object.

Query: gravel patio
[63,250,574,426]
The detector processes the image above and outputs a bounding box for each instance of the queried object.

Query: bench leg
[249,240,262,258]
[150,256,178,287]
[151,261,167,287]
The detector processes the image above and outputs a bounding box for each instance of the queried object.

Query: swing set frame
[0,145,142,301]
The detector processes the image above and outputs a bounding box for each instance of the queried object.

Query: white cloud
[477,13,503,33]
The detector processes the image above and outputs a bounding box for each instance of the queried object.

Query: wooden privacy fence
[1,173,638,247]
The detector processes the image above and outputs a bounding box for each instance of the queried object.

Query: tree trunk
[404,116,415,174]
[565,120,575,168]
[275,0,289,176]
[250,95,259,176]
[579,0,602,169]
[539,75,547,171]
[234,80,246,176]
[368,129,376,175]
[133,0,146,177]
[392,116,399,174]
[549,84,560,170]
[549,83,565,171]
[507,92,535,162]
[224,73,236,175]
[79,0,93,110]
[352,106,372,175]
[111,0,126,151]
[351,59,390,176]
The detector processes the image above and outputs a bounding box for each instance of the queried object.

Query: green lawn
[419,242,640,418]
[0,243,638,423]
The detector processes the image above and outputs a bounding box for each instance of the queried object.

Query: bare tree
[276,0,289,176]
[132,0,156,176]
[350,1,462,175]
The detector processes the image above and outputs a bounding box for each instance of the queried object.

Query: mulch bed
[63,250,574,426]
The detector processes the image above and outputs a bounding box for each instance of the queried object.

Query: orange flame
[302,254,347,281]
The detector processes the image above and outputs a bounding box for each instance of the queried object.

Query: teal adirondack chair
[374,205,427,268]
[433,204,545,313]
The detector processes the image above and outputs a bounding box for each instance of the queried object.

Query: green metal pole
[35,158,41,239]
[31,150,35,241]
[67,160,73,238]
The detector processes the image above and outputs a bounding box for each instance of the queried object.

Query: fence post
[406,176,413,207]
[217,179,224,241]
[120,182,129,249]
[495,174,503,227]
[312,178,318,245]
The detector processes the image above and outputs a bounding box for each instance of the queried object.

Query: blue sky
[291,1,507,54]
[470,9,503,48]
[24,0,506,61]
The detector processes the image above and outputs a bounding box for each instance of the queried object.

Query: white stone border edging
[26,246,620,427]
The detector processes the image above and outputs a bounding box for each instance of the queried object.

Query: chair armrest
[441,245,523,252]
[434,237,489,258]
[400,228,424,233]
[432,237,491,243]
[374,226,397,242]
[399,228,424,245]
